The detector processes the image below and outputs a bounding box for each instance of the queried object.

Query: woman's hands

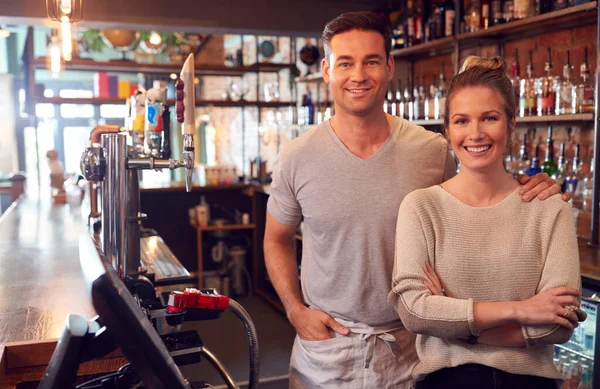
[515,287,581,330]
[423,263,445,296]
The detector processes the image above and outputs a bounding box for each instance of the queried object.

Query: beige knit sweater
[388,185,580,380]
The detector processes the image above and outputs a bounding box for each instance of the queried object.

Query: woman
[388,56,586,389]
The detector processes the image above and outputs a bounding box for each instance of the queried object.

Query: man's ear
[322,58,330,84]
[387,55,395,81]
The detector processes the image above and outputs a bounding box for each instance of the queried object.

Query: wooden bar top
[0,198,94,349]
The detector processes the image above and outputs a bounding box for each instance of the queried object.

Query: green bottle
[542,125,557,177]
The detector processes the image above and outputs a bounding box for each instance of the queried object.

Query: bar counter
[1,192,600,386]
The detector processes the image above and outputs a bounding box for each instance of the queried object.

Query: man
[264,11,564,389]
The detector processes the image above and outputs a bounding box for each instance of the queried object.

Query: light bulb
[59,0,72,15]
[149,31,162,45]
[61,20,72,62]
[0,28,9,39]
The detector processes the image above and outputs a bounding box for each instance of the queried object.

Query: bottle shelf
[411,113,593,126]
[38,96,295,108]
[195,223,256,232]
[392,2,597,60]
[32,57,294,76]
[295,73,324,83]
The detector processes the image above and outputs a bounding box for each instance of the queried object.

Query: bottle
[503,0,515,22]
[428,76,437,120]
[567,143,584,208]
[397,80,405,119]
[525,144,542,176]
[392,0,408,50]
[539,0,553,13]
[542,126,558,176]
[578,47,594,114]
[514,0,534,19]
[465,0,482,32]
[384,83,392,113]
[517,133,530,175]
[413,0,425,45]
[519,50,537,117]
[443,0,456,36]
[582,158,594,212]
[195,196,211,226]
[481,0,491,28]
[555,143,569,191]
[557,50,577,115]
[406,77,414,120]
[434,64,447,120]
[390,80,398,116]
[510,49,521,97]
[305,91,315,125]
[554,0,573,11]
[491,0,504,24]
[413,76,421,120]
[405,0,416,47]
[537,48,556,116]
[418,77,426,119]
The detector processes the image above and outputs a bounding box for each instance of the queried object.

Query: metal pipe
[126,169,141,276]
[102,133,128,275]
[200,347,240,389]
[88,125,120,221]
[127,158,185,170]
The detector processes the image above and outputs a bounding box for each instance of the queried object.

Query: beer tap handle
[179,54,196,192]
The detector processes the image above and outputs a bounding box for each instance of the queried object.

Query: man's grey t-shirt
[267,117,456,326]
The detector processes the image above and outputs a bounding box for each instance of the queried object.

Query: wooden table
[0,198,124,388]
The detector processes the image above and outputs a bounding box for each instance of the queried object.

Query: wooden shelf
[515,113,595,123]
[391,36,455,60]
[32,57,294,76]
[196,223,256,232]
[412,113,594,126]
[456,2,597,49]
[392,3,597,60]
[413,119,444,126]
[38,96,295,108]
[295,73,324,83]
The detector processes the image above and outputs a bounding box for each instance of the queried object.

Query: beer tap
[177,54,196,192]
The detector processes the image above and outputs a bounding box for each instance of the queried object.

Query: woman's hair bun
[459,55,507,74]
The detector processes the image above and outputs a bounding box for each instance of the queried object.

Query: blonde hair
[444,55,517,148]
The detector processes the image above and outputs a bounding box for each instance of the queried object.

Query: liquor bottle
[514,0,534,19]
[510,49,521,97]
[517,133,530,175]
[582,158,594,212]
[443,0,456,36]
[481,0,491,28]
[524,144,542,176]
[392,0,408,49]
[414,0,425,45]
[554,0,573,11]
[566,143,583,208]
[519,50,537,117]
[465,0,482,32]
[541,126,557,176]
[413,76,421,120]
[434,64,447,120]
[405,0,416,47]
[503,0,515,22]
[557,50,577,115]
[406,77,414,120]
[384,83,392,113]
[418,77,426,119]
[577,47,594,114]
[390,80,398,116]
[397,80,405,119]
[491,0,504,24]
[428,76,437,120]
[305,92,315,125]
[555,142,569,191]
[424,78,431,120]
[537,48,556,116]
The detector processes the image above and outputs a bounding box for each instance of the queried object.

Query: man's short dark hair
[321,11,392,63]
